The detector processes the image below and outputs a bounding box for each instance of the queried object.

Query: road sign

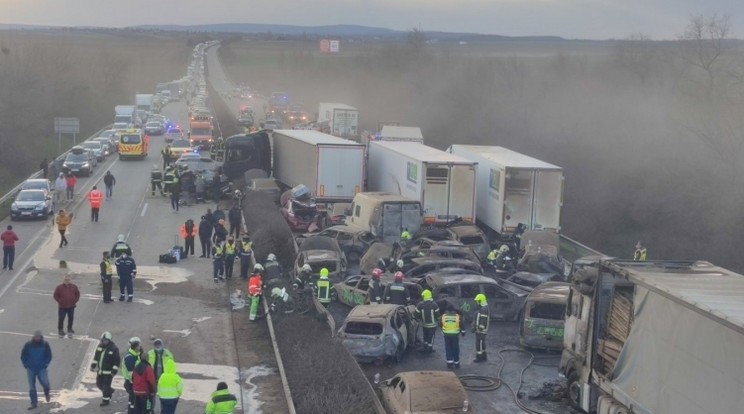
[54,117,79,134]
[319,39,340,54]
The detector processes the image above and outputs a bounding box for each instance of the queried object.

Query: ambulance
[117,129,149,160]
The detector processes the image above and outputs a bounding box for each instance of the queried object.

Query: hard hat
[372,268,383,278]
[421,289,432,300]
[267,253,276,262]
[320,268,329,277]
[394,271,404,281]
[118,234,125,242]
[253,263,264,272]
[301,264,312,273]
[475,293,486,305]
[499,244,510,253]
[129,336,141,345]
[101,331,112,340]
[396,260,404,268]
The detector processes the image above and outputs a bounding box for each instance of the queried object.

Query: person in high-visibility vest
[415,289,440,353]
[238,234,253,280]
[472,293,490,362]
[248,266,263,321]
[121,337,141,413]
[400,228,412,248]
[633,241,647,261]
[212,242,225,283]
[315,268,335,308]
[223,237,237,280]
[90,331,120,407]
[205,382,237,414]
[163,167,175,195]
[157,359,182,414]
[87,185,103,222]
[99,251,113,303]
[441,303,465,369]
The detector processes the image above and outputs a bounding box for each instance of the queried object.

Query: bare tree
[679,13,733,91]
[615,33,657,84]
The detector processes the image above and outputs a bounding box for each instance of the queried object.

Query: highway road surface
[0,99,283,413]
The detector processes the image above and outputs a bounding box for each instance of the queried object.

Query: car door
[483,284,517,320]
[458,284,481,319]
[391,308,409,349]
[337,275,360,306]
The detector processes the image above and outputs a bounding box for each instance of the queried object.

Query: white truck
[272,128,365,209]
[114,105,136,127]
[360,126,424,147]
[367,141,476,225]
[347,192,423,243]
[561,259,744,414]
[447,145,563,238]
[317,103,359,139]
[135,94,154,113]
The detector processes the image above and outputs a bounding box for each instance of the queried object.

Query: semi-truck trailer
[317,103,359,139]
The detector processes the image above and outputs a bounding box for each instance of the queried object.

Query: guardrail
[0,124,112,207]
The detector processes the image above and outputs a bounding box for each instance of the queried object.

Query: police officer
[238,234,253,280]
[415,289,440,353]
[163,167,176,195]
[121,337,141,413]
[472,293,490,362]
[441,303,465,369]
[248,265,263,321]
[384,271,410,305]
[223,237,237,280]
[367,268,385,305]
[111,234,132,258]
[633,241,647,261]
[150,164,165,196]
[212,242,225,283]
[315,268,334,308]
[115,252,137,302]
[99,251,113,303]
[161,145,173,170]
[90,331,120,407]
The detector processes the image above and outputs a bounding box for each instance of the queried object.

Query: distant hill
[133,23,400,37]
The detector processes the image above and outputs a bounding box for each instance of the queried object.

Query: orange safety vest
[88,190,103,208]
[180,222,197,238]
[248,275,262,296]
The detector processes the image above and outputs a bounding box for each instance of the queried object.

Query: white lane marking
[163,316,212,337]
[140,202,148,217]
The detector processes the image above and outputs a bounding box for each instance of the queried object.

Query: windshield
[344,321,382,335]
[146,122,160,127]
[99,130,114,138]
[120,134,141,144]
[17,191,45,202]
[171,140,191,148]
[191,128,211,135]
[82,143,100,149]
[66,154,87,162]
[22,182,47,190]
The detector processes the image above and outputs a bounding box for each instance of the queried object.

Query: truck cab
[347,192,422,244]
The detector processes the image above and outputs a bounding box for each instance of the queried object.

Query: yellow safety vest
[104,260,113,276]
[241,241,252,251]
[317,278,331,303]
[441,313,461,335]
[225,242,236,255]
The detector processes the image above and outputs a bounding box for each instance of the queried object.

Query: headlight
[82,163,89,168]
[62,163,69,168]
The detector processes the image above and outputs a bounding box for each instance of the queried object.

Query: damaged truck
[560,259,744,414]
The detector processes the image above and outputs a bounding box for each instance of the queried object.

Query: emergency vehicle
[117,129,149,160]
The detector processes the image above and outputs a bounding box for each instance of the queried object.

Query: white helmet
[101,331,112,340]
[301,264,312,273]
[129,336,141,345]
[396,260,404,268]
[253,263,264,272]
[267,253,276,262]
[120,253,127,258]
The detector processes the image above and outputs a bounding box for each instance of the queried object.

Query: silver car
[11,189,53,220]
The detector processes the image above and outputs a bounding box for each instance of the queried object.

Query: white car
[81,141,104,161]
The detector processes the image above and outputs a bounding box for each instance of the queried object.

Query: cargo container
[347,192,422,244]
[317,103,359,138]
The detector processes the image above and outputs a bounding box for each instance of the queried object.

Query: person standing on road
[223,236,237,280]
[40,158,49,179]
[65,172,77,201]
[212,242,225,283]
[111,234,133,258]
[472,294,490,363]
[103,171,116,200]
[441,303,465,369]
[100,251,114,303]
[157,359,182,414]
[90,331,120,407]
[122,337,142,414]
[180,219,197,258]
[161,145,173,170]
[1,224,19,270]
[53,274,80,337]
[54,173,67,204]
[55,209,71,248]
[205,382,237,414]
[163,167,175,195]
[132,349,157,414]
[20,330,52,410]
[238,234,253,280]
[170,176,181,213]
[248,266,263,321]
[367,268,385,305]
[384,271,410,305]
[315,268,334,308]
[633,241,647,261]
[198,215,213,258]
[150,164,165,196]
[87,185,103,222]
[147,339,174,413]
[415,289,440,353]
[228,204,242,239]
[115,252,137,302]
[212,219,228,246]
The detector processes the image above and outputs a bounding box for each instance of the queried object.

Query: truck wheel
[567,371,581,408]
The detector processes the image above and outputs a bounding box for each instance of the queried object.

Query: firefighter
[111,234,133,258]
[90,331,120,407]
[315,268,334,308]
[400,228,412,248]
[121,337,142,413]
[264,253,282,284]
[441,303,465,369]
[293,264,313,290]
[150,165,165,196]
[415,289,440,353]
[633,241,647,261]
[238,234,253,280]
[99,251,113,303]
[487,244,512,272]
[161,145,173,169]
[384,271,410,305]
[472,293,490,362]
[367,268,385,305]
[205,382,237,414]
[248,266,263,321]
[223,237,237,280]
[115,252,137,303]
[212,242,225,283]
[163,167,176,194]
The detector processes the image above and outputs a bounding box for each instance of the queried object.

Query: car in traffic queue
[21,178,54,196]
[144,121,164,135]
[262,119,281,131]
[519,281,570,351]
[92,137,113,157]
[294,235,347,282]
[335,274,422,308]
[379,371,473,413]
[63,146,95,176]
[402,257,483,281]
[117,129,149,160]
[11,189,53,220]
[164,127,184,144]
[296,225,377,263]
[81,141,105,162]
[337,304,420,364]
[170,139,195,155]
[419,273,530,322]
[401,239,481,264]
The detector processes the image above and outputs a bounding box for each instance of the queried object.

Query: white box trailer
[360,126,424,148]
[272,129,365,202]
[317,103,359,138]
[447,145,563,236]
[367,141,476,225]
[135,94,153,112]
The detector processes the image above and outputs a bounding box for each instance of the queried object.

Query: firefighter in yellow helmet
[414,289,440,353]
[315,268,335,308]
[472,293,490,362]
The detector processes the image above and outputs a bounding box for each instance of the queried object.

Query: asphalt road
[0,96,281,413]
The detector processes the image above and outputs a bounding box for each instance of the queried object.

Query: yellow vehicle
[117,129,149,160]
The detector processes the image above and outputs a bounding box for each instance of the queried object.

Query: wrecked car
[337,304,419,363]
[379,371,472,413]
[296,225,376,263]
[401,239,480,264]
[280,188,319,232]
[294,236,347,281]
[335,274,422,308]
[520,281,569,351]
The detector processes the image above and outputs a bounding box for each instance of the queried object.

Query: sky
[1,0,743,39]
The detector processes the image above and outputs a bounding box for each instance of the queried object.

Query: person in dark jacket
[115,253,137,302]
[383,272,410,305]
[132,350,156,414]
[100,251,113,303]
[53,274,80,337]
[103,171,116,199]
[212,219,228,246]
[170,179,181,212]
[90,331,120,406]
[415,289,441,353]
[228,204,242,239]
[111,234,133,258]
[198,215,214,258]
[367,268,385,305]
[20,330,52,410]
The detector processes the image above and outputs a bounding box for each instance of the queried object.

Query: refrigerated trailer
[317,103,359,139]
[367,141,476,225]
[447,145,563,237]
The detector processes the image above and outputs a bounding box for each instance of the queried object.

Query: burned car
[337,304,419,363]
[401,240,480,264]
[505,271,565,291]
[335,274,422,308]
[280,185,319,232]
[414,225,490,262]
[403,258,483,281]
[294,236,347,281]
[379,371,472,413]
[297,225,376,263]
[360,242,481,277]
[519,282,569,351]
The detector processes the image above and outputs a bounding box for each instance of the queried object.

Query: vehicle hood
[13,200,45,207]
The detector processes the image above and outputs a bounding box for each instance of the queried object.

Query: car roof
[24,179,49,184]
[411,257,478,266]
[18,189,46,195]
[393,370,466,398]
[347,304,400,318]
[425,274,497,287]
[526,281,570,301]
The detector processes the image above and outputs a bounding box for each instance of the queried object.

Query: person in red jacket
[87,186,103,222]
[132,351,156,414]
[64,173,77,202]
[53,275,80,337]
[1,224,19,270]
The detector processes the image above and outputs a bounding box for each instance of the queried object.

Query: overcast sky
[2,0,743,39]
